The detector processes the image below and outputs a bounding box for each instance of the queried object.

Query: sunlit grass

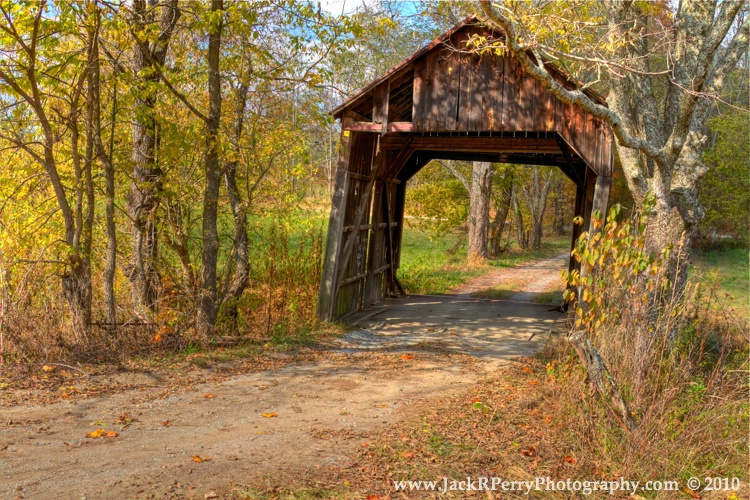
[691,246,749,320]
[397,228,570,295]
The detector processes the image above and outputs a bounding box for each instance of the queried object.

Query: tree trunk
[220,83,251,330]
[71,53,94,340]
[102,82,118,330]
[512,191,528,249]
[467,161,492,261]
[196,0,224,338]
[488,181,513,258]
[520,167,554,251]
[552,177,566,236]
[126,0,180,317]
[61,257,92,341]
[87,8,117,330]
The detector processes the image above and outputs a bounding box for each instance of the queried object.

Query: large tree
[125,0,180,317]
[467,161,493,261]
[478,0,749,252]
[0,1,96,336]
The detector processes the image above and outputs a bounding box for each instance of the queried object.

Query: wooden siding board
[412,56,426,129]
[424,45,460,131]
[500,55,518,130]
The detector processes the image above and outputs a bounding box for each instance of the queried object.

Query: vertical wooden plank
[392,180,407,271]
[429,45,460,131]
[500,55,518,130]
[567,182,585,278]
[383,180,398,296]
[421,50,437,130]
[542,84,555,131]
[520,70,537,130]
[584,111,595,174]
[588,174,611,234]
[365,181,385,306]
[317,167,350,321]
[456,27,492,131]
[373,80,390,136]
[574,168,599,293]
[457,52,475,130]
[487,53,503,131]
[581,168,597,233]
[412,56,426,129]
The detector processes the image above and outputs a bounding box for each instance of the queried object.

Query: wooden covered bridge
[318,15,613,321]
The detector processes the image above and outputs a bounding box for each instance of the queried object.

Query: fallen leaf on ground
[261,412,278,418]
[161,420,172,427]
[204,393,215,399]
[86,428,117,439]
[521,446,537,457]
[402,452,415,459]
[564,455,576,464]
[450,331,458,336]
[522,366,533,373]
[42,365,55,373]
[528,380,539,386]
[400,354,414,360]
[192,455,211,463]
[681,487,701,499]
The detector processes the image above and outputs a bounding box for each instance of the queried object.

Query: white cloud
[318,0,368,16]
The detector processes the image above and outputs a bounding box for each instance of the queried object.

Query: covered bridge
[318,15,613,321]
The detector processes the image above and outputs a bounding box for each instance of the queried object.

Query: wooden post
[568,183,585,277]
[577,172,611,290]
[373,80,390,136]
[317,126,354,321]
[581,168,597,234]
[364,180,385,306]
[588,174,611,234]
[392,180,407,272]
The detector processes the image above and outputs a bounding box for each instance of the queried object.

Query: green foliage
[407,178,470,237]
[691,246,750,319]
[561,195,678,334]
[700,111,750,242]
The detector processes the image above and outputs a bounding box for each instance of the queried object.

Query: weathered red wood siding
[409,25,612,176]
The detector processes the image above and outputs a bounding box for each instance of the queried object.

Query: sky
[318,0,370,15]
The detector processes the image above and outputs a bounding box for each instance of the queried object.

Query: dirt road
[451,253,569,302]
[1,256,567,499]
[1,354,475,499]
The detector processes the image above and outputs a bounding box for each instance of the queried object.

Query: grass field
[397,230,484,294]
[692,246,749,320]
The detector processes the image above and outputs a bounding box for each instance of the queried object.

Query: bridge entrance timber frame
[318,15,613,322]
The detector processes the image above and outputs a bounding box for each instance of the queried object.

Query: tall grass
[226,221,323,343]
[0,218,325,363]
[552,202,748,492]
